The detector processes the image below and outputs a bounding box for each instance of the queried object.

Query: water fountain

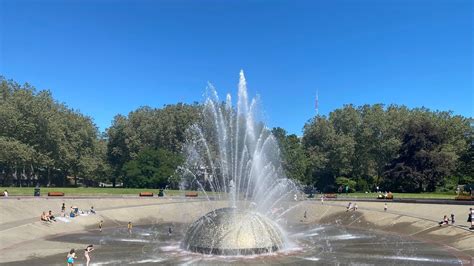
[11,72,468,265]
[180,70,298,255]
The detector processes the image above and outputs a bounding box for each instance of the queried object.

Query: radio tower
[315,89,319,115]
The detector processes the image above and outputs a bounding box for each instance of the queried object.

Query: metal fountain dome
[183,207,284,255]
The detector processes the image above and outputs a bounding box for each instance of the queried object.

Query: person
[41,212,51,223]
[338,186,343,194]
[84,244,94,266]
[384,203,388,212]
[353,203,358,211]
[168,226,173,236]
[66,249,76,266]
[61,203,66,215]
[3,190,8,197]
[90,206,96,214]
[439,215,449,226]
[99,220,103,232]
[303,210,307,219]
[127,221,133,235]
[346,202,352,212]
[468,208,474,229]
[320,195,324,204]
[48,210,56,222]
[345,185,349,195]
[450,214,455,225]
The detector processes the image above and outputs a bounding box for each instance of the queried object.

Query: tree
[271,127,308,184]
[122,148,183,188]
[383,118,458,192]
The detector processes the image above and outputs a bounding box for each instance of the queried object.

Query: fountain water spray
[180,71,298,255]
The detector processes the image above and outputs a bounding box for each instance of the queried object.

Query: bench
[48,192,65,196]
[139,192,154,197]
[185,191,198,197]
[324,194,337,199]
[455,195,473,201]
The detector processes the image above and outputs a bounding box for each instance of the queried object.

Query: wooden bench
[48,192,65,196]
[139,192,154,197]
[185,191,198,197]
[455,195,473,201]
[324,194,337,199]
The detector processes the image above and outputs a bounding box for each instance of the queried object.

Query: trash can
[158,189,164,197]
[34,188,40,197]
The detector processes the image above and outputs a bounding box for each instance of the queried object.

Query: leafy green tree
[122,148,183,188]
[271,127,308,184]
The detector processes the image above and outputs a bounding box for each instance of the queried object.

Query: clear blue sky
[1,0,472,135]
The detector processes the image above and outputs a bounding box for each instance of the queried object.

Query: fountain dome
[183,207,284,255]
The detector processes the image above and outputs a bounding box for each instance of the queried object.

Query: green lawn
[0,187,204,196]
[335,192,456,199]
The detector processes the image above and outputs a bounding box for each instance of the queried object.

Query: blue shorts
[67,257,74,263]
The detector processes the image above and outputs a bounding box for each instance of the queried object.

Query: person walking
[468,208,474,229]
[450,214,455,225]
[384,203,388,212]
[84,245,94,266]
[168,226,173,236]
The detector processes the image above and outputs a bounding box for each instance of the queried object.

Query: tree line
[0,76,472,192]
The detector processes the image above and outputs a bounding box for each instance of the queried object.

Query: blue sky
[1,0,472,135]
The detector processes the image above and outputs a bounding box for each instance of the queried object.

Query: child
[99,220,103,232]
[67,249,76,266]
[384,203,388,212]
[450,214,455,225]
[127,221,133,235]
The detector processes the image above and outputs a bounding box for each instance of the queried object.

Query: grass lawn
[0,187,205,196]
[336,192,456,199]
[0,187,459,199]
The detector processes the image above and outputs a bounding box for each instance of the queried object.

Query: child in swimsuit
[67,249,76,266]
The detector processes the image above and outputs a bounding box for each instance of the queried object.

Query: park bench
[455,195,473,201]
[324,194,337,199]
[48,192,65,196]
[139,192,154,197]
[185,191,198,197]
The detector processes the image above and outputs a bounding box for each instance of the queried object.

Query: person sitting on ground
[439,215,449,226]
[90,206,96,214]
[353,203,358,211]
[41,212,51,222]
[47,210,57,222]
[69,208,75,218]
